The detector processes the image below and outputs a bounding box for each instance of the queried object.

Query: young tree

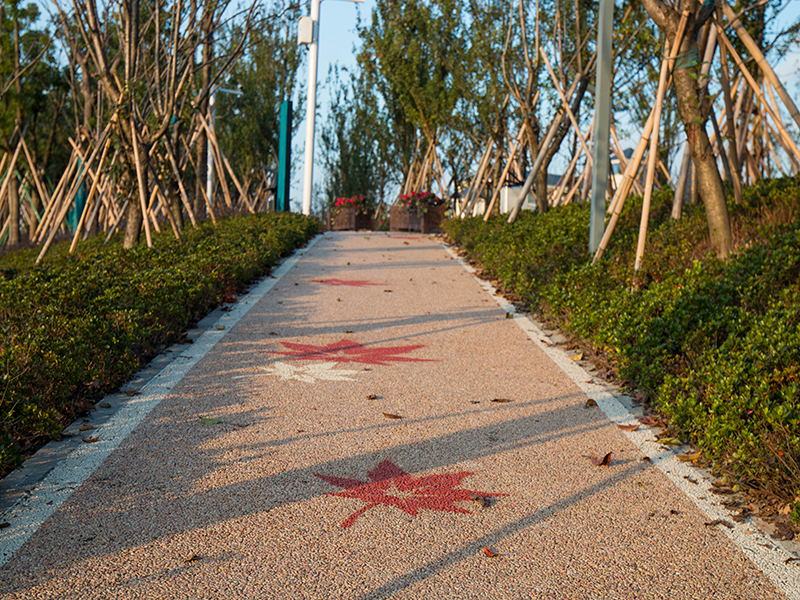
[640,0,733,257]
[216,7,305,198]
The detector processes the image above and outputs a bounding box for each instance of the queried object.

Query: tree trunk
[641,0,732,258]
[122,164,144,249]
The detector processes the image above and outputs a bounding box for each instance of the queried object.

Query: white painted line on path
[0,235,322,567]
[445,243,800,600]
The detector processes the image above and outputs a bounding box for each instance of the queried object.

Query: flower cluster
[332,195,369,215]
[401,191,443,214]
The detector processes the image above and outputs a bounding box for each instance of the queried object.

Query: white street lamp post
[300,0,363,216]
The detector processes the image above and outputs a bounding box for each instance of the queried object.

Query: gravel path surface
[0,232,792,599]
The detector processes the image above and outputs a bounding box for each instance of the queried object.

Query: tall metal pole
[589,0,614,252]
[301,0,321,216]
[206,93,216,208]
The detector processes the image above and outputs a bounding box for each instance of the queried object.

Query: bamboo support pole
[19,136,49,216]
[414,141,435,193]
[180,134,216,225]
[145,184,163,234]
[658,160,673,187]
[162,139,197,227]
[634,12,688,272]
[105,198,130,242]
[483,123,527,220]
[718,28,800,166]
[36,129,111,262]
[717,31,743,193]
[611,124,643,195]
[765,82,800,173]
[401,137,423,197]
[593,96,659,263]
[130,123,153,248]
[150,176,182,241]
[562,161,591,206]
[431,143,447,200]
[70,137,112,252]
[507,77,580,223]
[553,119,595,207]
[469,144,503,217]
[33,155,77,242]
[709,106,737,187]
[553,149,581,206]
[672,143,691,219]
[540,49,593,168]
[0,138,24,221]
[763,120,789,175]
[196,113,234,209]
[723,2,800,132]
[459,137,495,217]
[37,122,111,241]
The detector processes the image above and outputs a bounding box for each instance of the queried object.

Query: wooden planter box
[390,203,447,233]
[331,208,373,231]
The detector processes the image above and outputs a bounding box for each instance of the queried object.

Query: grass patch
[0,212,321,474]
[445,177,800,518]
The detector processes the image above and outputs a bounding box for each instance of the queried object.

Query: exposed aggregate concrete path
[0,231,797,599]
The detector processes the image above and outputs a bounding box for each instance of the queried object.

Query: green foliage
[216,10,305,182]
[320,68,391,213]
[445,177,800,514]
[0,213,320,473]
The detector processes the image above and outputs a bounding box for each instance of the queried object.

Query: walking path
[0,232,797,599]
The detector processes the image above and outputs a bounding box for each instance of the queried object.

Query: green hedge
[445,178,800,516]
[0,213,321,473]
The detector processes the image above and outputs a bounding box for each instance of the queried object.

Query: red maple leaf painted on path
[316,460,506,528]
[310,278,387,287]
[263,339,433,365]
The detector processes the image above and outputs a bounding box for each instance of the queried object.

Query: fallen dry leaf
[677,450,702,462]
[638,417,657,426]
[470,494,491,508]
[82,436,99,443]
[584,399,598,408]
[491,398,512,403]
[589,452,612,466]
[483,546,497,557]
[569,353,584,361]
[0,522,10,529]
[617,423,640,432]
[124,390,141,396]
[641,456,652,463]
[98,402,111,408]
[704,519,734,529]
[658,437,682,446]
[79,425,96,432]
[366,394,378,400]
[382,412,402,419]
[684,476,698,485]
[785,557,800,565]
[183,553,202,563]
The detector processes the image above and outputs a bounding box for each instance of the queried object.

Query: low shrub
[445,177,800,515]
[0,212,320,473]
